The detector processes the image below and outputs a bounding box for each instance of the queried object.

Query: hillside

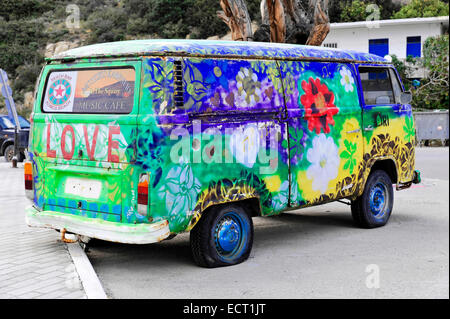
[0,0,448,117]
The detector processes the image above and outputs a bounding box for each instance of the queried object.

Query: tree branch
[267,0,286,43]
[217,0,253,41]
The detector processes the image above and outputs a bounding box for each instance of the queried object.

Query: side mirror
[400,92,412,105]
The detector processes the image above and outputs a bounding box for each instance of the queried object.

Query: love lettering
[46,124,121,163]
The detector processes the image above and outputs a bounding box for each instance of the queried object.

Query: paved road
[9,147,446,299]
[0,160,86,299]
[86,147,449,299]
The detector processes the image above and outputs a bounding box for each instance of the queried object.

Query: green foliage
[0,17,45,104]
[340,0,367,22]
[393,0,449,19]
[392,35,449,110]
[0,0,51,21]
[414,35,449,110]
[121,0,261,40]
[339,0,401,22]
[87,6,128,43]
[1,0,446,112]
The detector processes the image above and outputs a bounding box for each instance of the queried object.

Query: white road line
[67,242,108,299]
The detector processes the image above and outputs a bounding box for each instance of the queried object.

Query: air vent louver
[173,60,184,108]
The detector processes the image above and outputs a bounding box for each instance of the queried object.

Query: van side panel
[278,61,364,207]
[136,57,290,233]
[356,64,416,187]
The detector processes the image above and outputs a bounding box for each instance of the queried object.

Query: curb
[66,242,108,299]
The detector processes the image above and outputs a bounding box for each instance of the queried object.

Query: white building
[323,16,449,77]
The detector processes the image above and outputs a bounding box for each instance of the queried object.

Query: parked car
[25,40,420,268]
[0,114,30,162]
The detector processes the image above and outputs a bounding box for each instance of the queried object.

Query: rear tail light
[24,162,33,190]
[137,173,149,215]
[24,162,34,201]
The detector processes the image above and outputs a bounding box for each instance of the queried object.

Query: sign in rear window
[43,68,135,114]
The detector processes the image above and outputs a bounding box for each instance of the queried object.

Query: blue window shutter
[369,39,389,57]
[407,36,421,58]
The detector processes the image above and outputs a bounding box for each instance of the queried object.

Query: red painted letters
[46,124,56,158]
[108,125,121,163]
[61,125,75,160]
[83,125,99,161]
[46,124,121,162]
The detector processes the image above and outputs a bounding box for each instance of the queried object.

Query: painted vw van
[25,40,420,267]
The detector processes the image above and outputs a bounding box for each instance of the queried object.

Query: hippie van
[25,40,420,267]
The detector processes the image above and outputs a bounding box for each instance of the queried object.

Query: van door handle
[346,129,361,134]
[364,126,374,132]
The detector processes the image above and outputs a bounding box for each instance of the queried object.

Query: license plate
[65,177,102,199]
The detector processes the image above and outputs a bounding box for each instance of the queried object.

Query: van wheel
[351,170,394,228]
[190,204,253,268]
[4,145,14,162]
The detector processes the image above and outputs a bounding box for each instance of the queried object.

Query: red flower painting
[300,78,338,134]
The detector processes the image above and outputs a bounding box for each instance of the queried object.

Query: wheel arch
[369,158,398,184]
[355,156,399,199]
[187,197,262,232]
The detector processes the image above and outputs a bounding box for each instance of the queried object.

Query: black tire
[4,145,14,162]
[190,204,254,268]
[351,170,394,228]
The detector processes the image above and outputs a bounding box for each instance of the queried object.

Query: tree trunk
[217,0,253,41]
[305,0,330,46]
[255,0,330,46]
[266,0,286,43]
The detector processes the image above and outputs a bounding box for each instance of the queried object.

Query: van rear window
[43,68,135,114]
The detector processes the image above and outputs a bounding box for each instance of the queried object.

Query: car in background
[0,114,30,162]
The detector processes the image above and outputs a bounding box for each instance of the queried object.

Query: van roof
[49,39,388,64]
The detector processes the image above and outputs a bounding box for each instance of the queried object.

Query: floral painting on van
[26,41,418,267]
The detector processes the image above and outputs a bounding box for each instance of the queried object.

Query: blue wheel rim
[214,211,247,260]
[369,182,388,219]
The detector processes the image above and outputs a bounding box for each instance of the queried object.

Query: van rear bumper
[25,206,170,244]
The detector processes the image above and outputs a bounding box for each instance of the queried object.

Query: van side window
[359,67,395,106]
[389,69,403,104]
[181,58,283,114]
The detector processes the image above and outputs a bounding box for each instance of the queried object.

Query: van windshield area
[42,68,135,114]
[359,67,395,106]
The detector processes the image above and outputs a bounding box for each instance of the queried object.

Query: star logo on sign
[54,85,66,98]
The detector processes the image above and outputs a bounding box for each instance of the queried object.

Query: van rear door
[31,60,141,222]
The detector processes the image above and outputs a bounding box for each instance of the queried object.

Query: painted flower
[236,67,262,106]
[143,59,173,114]
[229,124,260,168]
[403,115,415,143]
[340,139,358,175]
[282,126,305,164]
[300,78,338,134]
[158,163,201,218]
[340,67,355,92]
[306,134,340,193]
[272,180,289,211]
[183,62,208,111]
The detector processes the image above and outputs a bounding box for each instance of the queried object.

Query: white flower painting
[306,134,340,193]
[340,67,355,92]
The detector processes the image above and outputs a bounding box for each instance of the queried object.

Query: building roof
[330,16,449,30]
[49,39,388,63]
